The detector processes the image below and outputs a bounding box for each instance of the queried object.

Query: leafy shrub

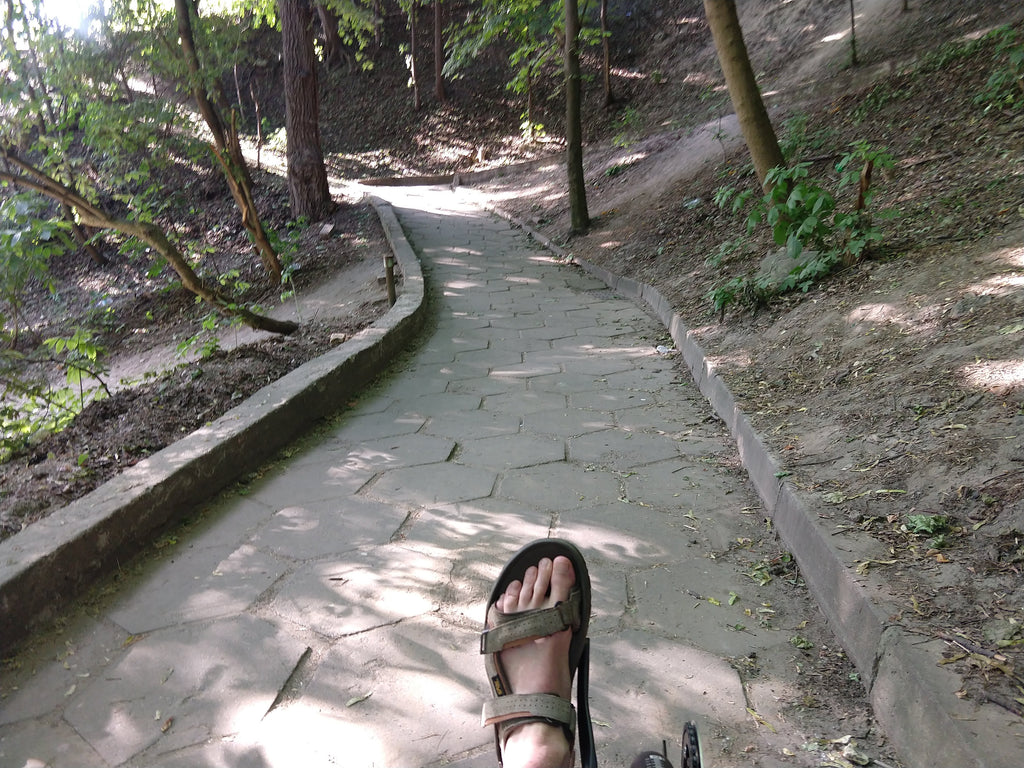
[709,142,896,316]
[976,25,1024,113]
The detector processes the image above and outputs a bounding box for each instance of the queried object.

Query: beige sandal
[480,538,597,768]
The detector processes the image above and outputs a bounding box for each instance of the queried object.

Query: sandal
[480,538,598,768]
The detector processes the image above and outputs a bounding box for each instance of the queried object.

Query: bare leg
[496,555,576,768]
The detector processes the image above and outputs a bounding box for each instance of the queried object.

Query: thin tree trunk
[565,0,589,234]
[601,0,613,107]
[280,0,334,220]
[61,204,107,266]
[0,148,297,335]
[316,3,350,72]
[176,0,282,282]
[848,0,858,66]
[409,3,421,110]
[434,0,445,102]
[703,0,784,191]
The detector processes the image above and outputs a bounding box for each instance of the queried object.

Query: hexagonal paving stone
[456,432,565,470]
[522,407,612,436]
[0,717,108,768]
[326,410,426,443]
[498,462,622,510]
[363,462,497,506]
[250,496,409,560]
[568,427,682,469]
[621,459,740,515]
[295,615,483,767]
[568,387,657,411]
[108,544,286,634]
[587,630,748,762]
[554,502,704,567]
[524,348,640,377]
[420,409,522,441]
[481,389,567,416]
[268,547,445,637]
[453,347,524,370]
[528,371,610,394]
[63,616,307,766]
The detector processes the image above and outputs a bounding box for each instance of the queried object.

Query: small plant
[520,119,546,141]
[903,514,950,536]
[706,239,736,268]
[709,141,896,316]
[976,26,1024,113]
[604,164,625,178]
[177,312,223,359]
[44,329,111,407]
[612,106,642,148]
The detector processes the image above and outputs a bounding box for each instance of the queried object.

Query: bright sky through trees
[39,0,90,31]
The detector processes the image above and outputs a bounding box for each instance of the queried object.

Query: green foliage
[904,514,950,536]
[0,193,65,343]
[1,327,110,459]
[779,113,837,163]
[44,328,109,398]
[709,142,896,316]
[612,106,642,148]
[445,0,563,98]
[177,312,224,359]
[976,25,1024,112]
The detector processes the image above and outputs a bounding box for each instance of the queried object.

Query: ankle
[502,721,573,768]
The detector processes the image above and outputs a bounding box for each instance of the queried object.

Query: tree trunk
[848,0,858,66]
[316,3,352,72]
[703,0,784,191]
[565,0,589,234]
[0,147,298,335]
[434,0,445,102]
[600,0,613,107]
[62,204,107,266]
[176,0,282,282]
[408,3,421,110]
[280,0,334,221]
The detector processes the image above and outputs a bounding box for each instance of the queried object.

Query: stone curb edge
[478,198,990,768]
[0,196,426,657]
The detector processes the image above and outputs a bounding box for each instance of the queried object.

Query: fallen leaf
[346,692,373,707]
[161,717,174,733]
[936,554,951,563]
[745,707,776,732]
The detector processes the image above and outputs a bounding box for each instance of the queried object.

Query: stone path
[0,187,879,767]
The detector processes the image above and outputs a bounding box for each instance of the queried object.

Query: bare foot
[496,555,576,768]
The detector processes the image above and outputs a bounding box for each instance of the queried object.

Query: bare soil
[3,0,1024,738]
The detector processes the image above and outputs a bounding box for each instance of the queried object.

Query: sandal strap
[482,692,577,734]
[480,589,582,654]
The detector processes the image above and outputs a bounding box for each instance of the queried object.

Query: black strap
[576,638,598,768]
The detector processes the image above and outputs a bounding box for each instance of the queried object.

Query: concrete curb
[481,201,999,768]
[0,197,426,657]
